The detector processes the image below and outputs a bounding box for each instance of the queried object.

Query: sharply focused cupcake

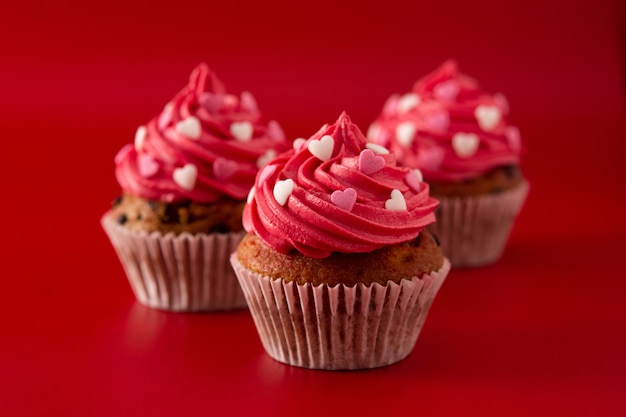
[368,60,529,267]
[102,63,289,311]
[231,112,450,370]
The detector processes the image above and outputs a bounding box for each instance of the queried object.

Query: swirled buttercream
[243,112,438,258]
[368,60,522,183]
[115,63,289,203]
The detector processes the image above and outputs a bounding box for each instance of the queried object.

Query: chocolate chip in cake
[432,233,441,246]
[148,200,159,212]
[116,214,128,225]
[210,223,230,234]
[503,165,517,179]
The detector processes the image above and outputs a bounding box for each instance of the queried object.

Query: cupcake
[368,60,529,268]
[102,63,289,311]
[231,112,450,370]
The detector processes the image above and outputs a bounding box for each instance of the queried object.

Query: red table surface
[1,0,625,416]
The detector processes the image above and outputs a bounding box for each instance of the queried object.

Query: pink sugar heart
[213,158,238,180]
[199,92,223,113]
[258,164,277,185]
[266,120,285,142]
[256,149,277,169]
[505,126,521,152]
[382,94,400,116]
[137,153,159,178]
[331,188,357,212]
[433,80,460,101]
[416,147,444,171]
[493,93,510,114]
[359,149,385,175]
[240,91,258,113]
[157,104,173,130]
[292,138,307,151]
[114,144,133,164]
[404,169,423,192]
[424,111,450,133]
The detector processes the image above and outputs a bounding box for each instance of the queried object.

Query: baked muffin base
[429,165,524,197]
[231,254,450,370]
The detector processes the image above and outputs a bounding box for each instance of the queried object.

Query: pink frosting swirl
[368,60,522,183]
[115,63,289,203]
[243,112,438,259]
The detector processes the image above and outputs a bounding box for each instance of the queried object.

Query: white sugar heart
[475,105,501,132]
[331,188,357,212]
[395,122,417,147]
[366,122,380,142]
[213,158,238,180]
[273,179,294,206]
[256,149,277,168]
[173,163,198,191]
[385,189,407,211]
[308,135,334,161]
[424,111,450,133]
[199,92,223,113]
[247,187,255,204]
[452,133,480,158]
[416,146,444,170]
[134,126,147,151]
[293,138,307,151]
[405,169,423,191]
[230,121,254,142]
[258,164,277,185]
[397,93,421,113]
[175,116,202,139]
[365,143,390,155]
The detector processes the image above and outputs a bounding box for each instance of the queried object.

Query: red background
[1,0,625,416]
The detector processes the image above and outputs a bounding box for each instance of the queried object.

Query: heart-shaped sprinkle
[157,107,173,130]
[433,80,460,101]
[267,120,285,141]
[240,91,258,113]
[475,105,501,132]
[385,189,407,211]
[382,94,400,116]
[213,158,238,180]
[137,153,159,177]
[366,122,380,142]
[258,164,277,185]
[397,93,421,113]
[273,179,294,206]
[405,169,423,191]
[505,126,521,152]
[247,187,255,204]
[331,188,357,212]
[308,135,334,161]
[175,116,202,140]
[452,133,480,158]
[230,121,253,142]
[365,143,390,155]
[395,122,417,147]
[359,149,385,175]
[416,147,444,170]
[114,144,132,164]
[199,92,223,113]
[173,163,198,191]
[257,149,277,168]
[293,138,307,151]
[424,111,450,133]
[134,126,147,151]
[493,93,509,114]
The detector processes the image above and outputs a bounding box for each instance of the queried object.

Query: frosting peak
[115,63,289,203]
[243,112,438,259]
[368,60,522,183]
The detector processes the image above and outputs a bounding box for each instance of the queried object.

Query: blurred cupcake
[102,63,289,311]
[368,60,529,267]
[231,112,450,370]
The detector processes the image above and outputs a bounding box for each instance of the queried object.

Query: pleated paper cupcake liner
[428,180,529,268]
[102,213,247,312]
[231,254,451,370]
